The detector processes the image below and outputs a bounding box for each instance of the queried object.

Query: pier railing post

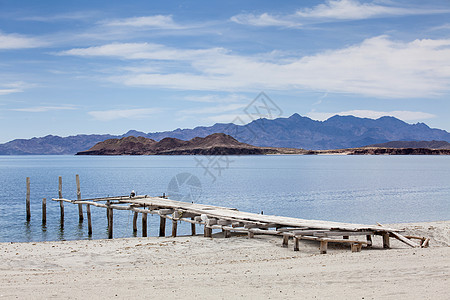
[58,176,64,227]
[76,174,83,222]
[191,217,196,236]
[26,177,31,221]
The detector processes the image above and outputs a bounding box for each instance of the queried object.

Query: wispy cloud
[0,82,32,95]
[19,11,99,22]
[231,0,450,27]
[88,108,161,121]
[307,110,436,121]
[61,36,450,98]
[101,15,186,29]
[178,103,246,115]
[0,32,47,49]
[184,94,249,103]
[11,105,77,112]
[57,42,227,60]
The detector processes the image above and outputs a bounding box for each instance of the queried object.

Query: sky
[1,0,450,143]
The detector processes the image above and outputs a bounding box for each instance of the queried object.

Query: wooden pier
[51,193,429,254]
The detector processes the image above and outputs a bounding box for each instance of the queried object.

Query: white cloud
[57,42,226,61]
[179,103,246,115]
[60,36,450,98]
[0,32,47,49]
[88,108,161,121]
[0,88,22,95]
[184,94,249,103]
[231,0,450,27]
[307,110,436,121]
[11,106,77,112]
[102,15,184,29]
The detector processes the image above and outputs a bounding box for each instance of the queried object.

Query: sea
[0,155,449,243]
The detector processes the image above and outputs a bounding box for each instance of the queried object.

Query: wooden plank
[26,177,31,221]
[421,238,430,248]
[142,213,147,237]
[42,198,46,224]
[390,232,420,248]
[76,174,83,222]
[351,243,362,252]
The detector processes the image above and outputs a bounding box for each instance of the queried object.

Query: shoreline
[1,221,448,299]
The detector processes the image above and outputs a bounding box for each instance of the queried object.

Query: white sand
[0,221,448,299]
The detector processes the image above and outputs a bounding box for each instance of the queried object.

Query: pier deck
[52,194,428,253]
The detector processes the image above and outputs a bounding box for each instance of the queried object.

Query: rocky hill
[76,133,304,155]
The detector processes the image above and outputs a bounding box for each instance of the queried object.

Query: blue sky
[1,0,450,143]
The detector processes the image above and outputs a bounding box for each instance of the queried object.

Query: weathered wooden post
[107,202,113,239]
[142,212,148,237]
[42,198,46,224]
[172,211,179,237]
[58,176,64,227]
[86,203,92,235]
[159,215,166,237]
[106,200,110,226]
[382,232,390,249]
[191,217,196,236]
[294,237,300,251]
[26,177,31,221]
[76,175,83,222]
[282,234,289,247]
[133,212,138,234]
[366,235,373,247]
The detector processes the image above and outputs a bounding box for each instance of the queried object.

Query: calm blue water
[0,155,449,242]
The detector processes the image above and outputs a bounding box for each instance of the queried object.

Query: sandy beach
[0,221,448,299]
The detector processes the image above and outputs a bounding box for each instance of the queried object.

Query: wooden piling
[26,177,31,221]
[76,175,83,222]
[107,203,113,239]
[58,176,64,226]
[366,235,373,247]
[133,212,138,234]
[294,237,300,251]
[204,226,212,237]
[382,232,390,249]
[191,217,196,236]
[106,200,110,226]
[172,219,178,237]
[42,198,46,224]
[142,213,147,237]
[282,235,289,248]
[319,240,328,254]
[86,203,92,235]
[159,216,166,237]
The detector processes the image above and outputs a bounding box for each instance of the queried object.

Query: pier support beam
[133,212,138,234]
[366,235,373,247]
[26,177,31,221]
[86,204,92,235]
[107,204,113,239]
[76,175,83,222]
[191,217,196,236]
[172,219,178,237]
[382,233,390,249]
[42,198,46,224]
[319,240,328,254]
[159,216,166,237]
[142,213,147,237]
[204,226,212,238]
[282,235,289,248]
[294,237,300,251]
[58,176,64,227]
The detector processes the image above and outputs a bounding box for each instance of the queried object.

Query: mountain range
[1,113,450,155]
